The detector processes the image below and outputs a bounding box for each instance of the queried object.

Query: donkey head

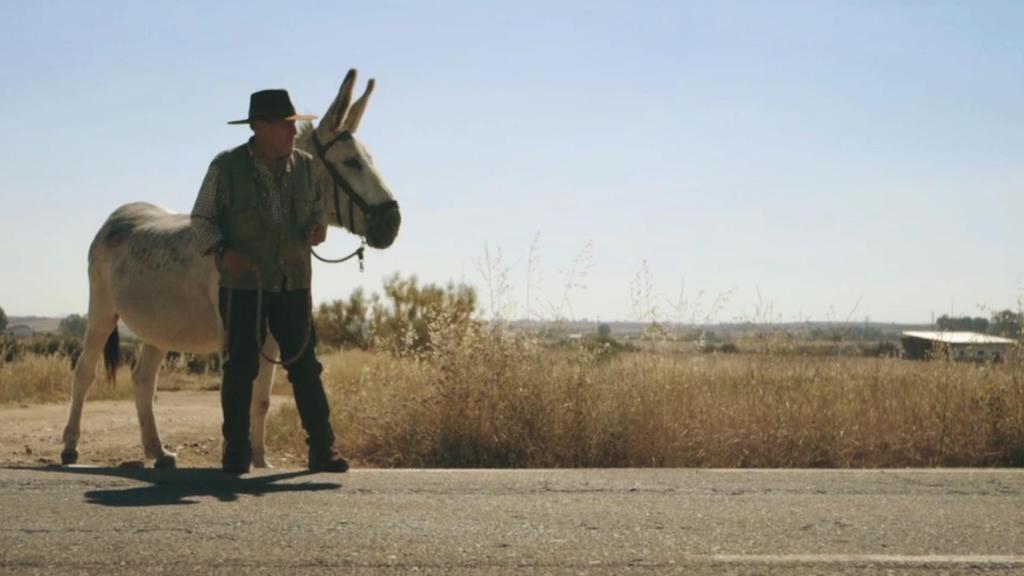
[308,69,400,249]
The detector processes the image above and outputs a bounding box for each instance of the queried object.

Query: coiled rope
[249,241,366,366]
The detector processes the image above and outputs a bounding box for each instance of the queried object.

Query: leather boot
[308,437,349,473]
[222,441,252,475]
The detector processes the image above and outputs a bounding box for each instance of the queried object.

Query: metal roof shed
[901,331,1016,361]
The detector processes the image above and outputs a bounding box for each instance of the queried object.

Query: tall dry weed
[0,353,135,404]
[265,320,1024,468]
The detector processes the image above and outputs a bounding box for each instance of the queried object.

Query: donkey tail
[103,326,120,385]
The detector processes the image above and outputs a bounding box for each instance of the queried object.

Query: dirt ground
[0,390,304,469]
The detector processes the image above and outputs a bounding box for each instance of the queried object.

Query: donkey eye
[343,157,363,171]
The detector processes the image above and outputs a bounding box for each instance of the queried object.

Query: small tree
[315,288,371,348]
[371,274,477,353]
[936,315,988,333]
[0,305,7,333]
[59,314,88,339]
[597,323,612,340]
[990,310,1023,339]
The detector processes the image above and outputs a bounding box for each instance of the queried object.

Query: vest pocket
[230,207,265,242]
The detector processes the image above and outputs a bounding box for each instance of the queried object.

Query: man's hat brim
[227,113,318,125]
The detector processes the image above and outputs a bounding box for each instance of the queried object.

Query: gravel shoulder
[0,390,300,469]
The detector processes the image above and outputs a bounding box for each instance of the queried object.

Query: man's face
[252,119,297,160]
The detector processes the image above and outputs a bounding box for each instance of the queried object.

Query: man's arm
[192,161,254,276]
[191,163,226,255]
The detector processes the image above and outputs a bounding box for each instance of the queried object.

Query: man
[191,89,348,474]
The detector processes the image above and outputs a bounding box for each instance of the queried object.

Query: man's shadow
[26,464,342,507]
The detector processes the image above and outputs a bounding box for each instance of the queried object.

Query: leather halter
[311,130,399,232]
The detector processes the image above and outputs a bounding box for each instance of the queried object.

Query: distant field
[8,315,924,343]
[7,316,62,333]
[6,317,135,337]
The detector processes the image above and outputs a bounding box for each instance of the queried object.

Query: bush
[163,351,220,374]
[315,274,479,354]
[371,274,478,353]
[1,334,82,365]
[59,314,88,339]
[315,288,371,349]
[863,341,901,358]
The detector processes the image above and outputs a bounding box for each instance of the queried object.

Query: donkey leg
[133,344,177,468]
[62,314,117,465]
[251,336,279,468]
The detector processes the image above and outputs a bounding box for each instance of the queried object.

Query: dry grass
[0,352,219,405]
[265,325,1024,468]
[5,331,1022,468]
[0,354,136,404]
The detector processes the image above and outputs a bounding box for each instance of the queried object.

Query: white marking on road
[702,554,1024,566]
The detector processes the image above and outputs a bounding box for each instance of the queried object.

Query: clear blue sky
[1,1,1021,323]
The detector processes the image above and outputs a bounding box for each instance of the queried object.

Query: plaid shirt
[191,139,324,255]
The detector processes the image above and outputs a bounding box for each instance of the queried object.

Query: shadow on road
[14,465,343,507]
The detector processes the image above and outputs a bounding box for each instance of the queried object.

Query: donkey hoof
[60,449,79,466]
[154,454,177,469]
[252,454,273,469]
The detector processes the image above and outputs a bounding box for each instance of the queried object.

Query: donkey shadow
[30,464,342,507]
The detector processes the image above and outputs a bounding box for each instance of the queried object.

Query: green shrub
[315,274,479,354]
[315,288,371,349]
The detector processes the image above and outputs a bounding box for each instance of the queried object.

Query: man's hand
[307,223,327,246]
[221,247,255,278]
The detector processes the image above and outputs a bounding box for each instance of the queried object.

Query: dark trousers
[219,287,333,452]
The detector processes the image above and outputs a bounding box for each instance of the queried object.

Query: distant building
[4,324,34,339]
[901,331,1016,362]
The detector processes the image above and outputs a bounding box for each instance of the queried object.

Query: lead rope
[312,238,366,270]
[253,268,314,366]
[253,242,366,367]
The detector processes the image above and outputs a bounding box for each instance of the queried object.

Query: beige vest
[215,143,317,291]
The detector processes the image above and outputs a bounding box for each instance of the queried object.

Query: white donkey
[62,69,401,468]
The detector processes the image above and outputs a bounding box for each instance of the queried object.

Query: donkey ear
[342,78,375,133]
[317,69,357,136]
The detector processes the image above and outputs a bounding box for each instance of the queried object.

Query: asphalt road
[1,467,1022,575]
